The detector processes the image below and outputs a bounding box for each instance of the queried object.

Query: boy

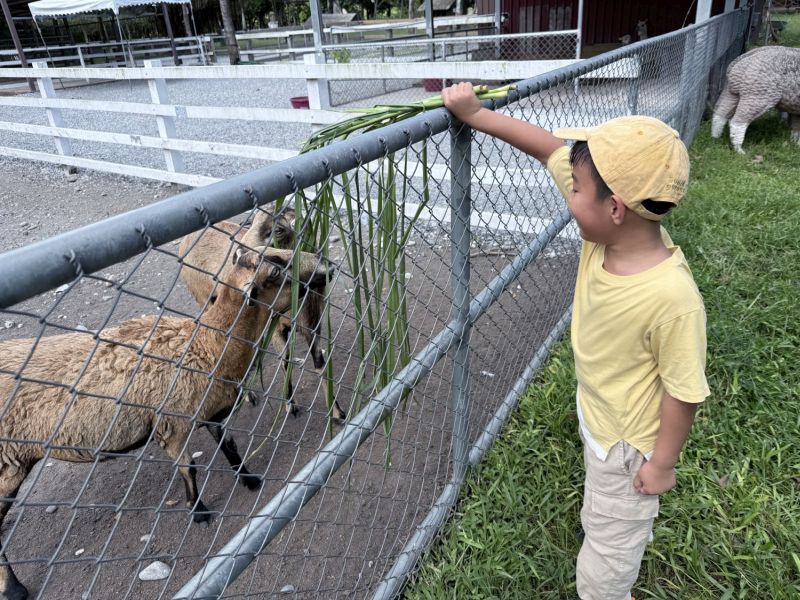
[442,82,710,599]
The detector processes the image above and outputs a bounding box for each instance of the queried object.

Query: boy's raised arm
[442,82,565,165]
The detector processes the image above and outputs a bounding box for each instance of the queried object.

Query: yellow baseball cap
[553,116,689,221]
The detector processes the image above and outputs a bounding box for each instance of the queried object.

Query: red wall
[502,0,579,33]
[580,0,693,45]
[475,1,733,45]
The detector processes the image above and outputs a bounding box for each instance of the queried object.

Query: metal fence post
[449,119,472,484]
[627,58,642,115]
[32,60,74,168]
[144,58,184,173]
[676,29,697,138]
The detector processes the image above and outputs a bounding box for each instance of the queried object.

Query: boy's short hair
[555,116,690,221]
[569,141,675,216]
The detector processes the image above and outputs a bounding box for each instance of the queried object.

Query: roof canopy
[29,0,191,17]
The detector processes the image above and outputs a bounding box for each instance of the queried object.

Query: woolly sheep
[0,247,332,600]
[711,46,800,153]
[178,205,346,421]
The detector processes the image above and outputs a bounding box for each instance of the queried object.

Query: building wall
[475,0,735,47]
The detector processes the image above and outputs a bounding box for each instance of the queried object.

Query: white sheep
[0,246,332,600]
[178,205,346,421]
[711,45,800,153]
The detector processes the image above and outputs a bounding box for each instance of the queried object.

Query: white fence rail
[0,36,211,69]
[0,53,600,186]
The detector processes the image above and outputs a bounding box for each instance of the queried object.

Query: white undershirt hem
[576,390,653,461]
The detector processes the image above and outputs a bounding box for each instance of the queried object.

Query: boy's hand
[442,82,483,125]
[633,460,676,496]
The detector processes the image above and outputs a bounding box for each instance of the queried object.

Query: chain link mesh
[325,31,579,108]
[0,9,749,600]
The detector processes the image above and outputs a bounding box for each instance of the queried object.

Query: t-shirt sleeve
[649,309,710,403]
[545,145,572,202]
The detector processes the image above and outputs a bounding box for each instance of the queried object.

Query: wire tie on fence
[378,136,389,160]
[195,204,211,227]
[244,185,260,209]
[321,158,333,181]
[285,170,300,195]
[64,249,84,279]
[402,128,411,146]
[135,225,154,250]
[351,147,363,168]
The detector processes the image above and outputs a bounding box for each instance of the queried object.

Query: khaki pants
[576,435,659,600]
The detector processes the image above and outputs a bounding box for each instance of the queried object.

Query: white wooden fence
[0,48,635,187]
[0,36,211,69]
[232,14,498,63]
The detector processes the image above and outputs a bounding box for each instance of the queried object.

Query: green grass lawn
[770,11,800,47]
[403,56,800,600]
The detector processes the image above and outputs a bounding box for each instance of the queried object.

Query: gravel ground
[0,76,311,179]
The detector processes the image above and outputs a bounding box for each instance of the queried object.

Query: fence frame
[0,7,750,599]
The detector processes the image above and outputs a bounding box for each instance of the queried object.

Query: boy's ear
[608,194,627,225]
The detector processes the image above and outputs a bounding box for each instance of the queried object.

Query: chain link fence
[0,8,749,600]
[324,30,579,107]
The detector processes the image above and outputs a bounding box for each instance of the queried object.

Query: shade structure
[29,0,191,17]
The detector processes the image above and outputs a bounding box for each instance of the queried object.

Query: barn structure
[475,0,758,56]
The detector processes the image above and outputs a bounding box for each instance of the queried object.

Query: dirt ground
[0,158,576,599]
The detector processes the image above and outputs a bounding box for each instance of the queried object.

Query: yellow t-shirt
[547,145,710,456]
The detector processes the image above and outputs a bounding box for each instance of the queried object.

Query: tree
[219,0,240,64]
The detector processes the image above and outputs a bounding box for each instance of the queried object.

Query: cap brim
[552,127,592,141]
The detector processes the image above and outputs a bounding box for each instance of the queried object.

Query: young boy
[442,82,710,599]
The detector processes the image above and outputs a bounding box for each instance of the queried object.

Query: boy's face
[569,162,614,243]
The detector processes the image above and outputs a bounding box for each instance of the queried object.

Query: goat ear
[236,248,263,269]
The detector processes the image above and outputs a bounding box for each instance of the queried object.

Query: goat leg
[207,424,261,491]
[272,323,299,417]
[282,359,298,417]
[162,433,212,524]
[0,464,32,600]
[301,311,347,423]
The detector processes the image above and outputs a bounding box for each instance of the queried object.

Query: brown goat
[0,247,332,600]
[178,205,345,421]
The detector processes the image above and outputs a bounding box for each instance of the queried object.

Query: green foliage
[404,114,800,599]
[331,47,352,63]
[764,11,800,47]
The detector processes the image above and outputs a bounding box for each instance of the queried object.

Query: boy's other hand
[442,82,482,125]
[633,460,676,495]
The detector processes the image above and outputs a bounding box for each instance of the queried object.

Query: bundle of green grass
[302,84,516,152]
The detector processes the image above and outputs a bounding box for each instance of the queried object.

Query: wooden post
[304,52,330,113]
[63,18,75,44]
[33,60,75,172]
[161,3,181,65]
[77,46,89,81]
[145,59,185,173]
[287,33,295,60]
[97,15,108,42]
[182,3,192,36]
[0,0,36,91]
[696,0,713,23]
